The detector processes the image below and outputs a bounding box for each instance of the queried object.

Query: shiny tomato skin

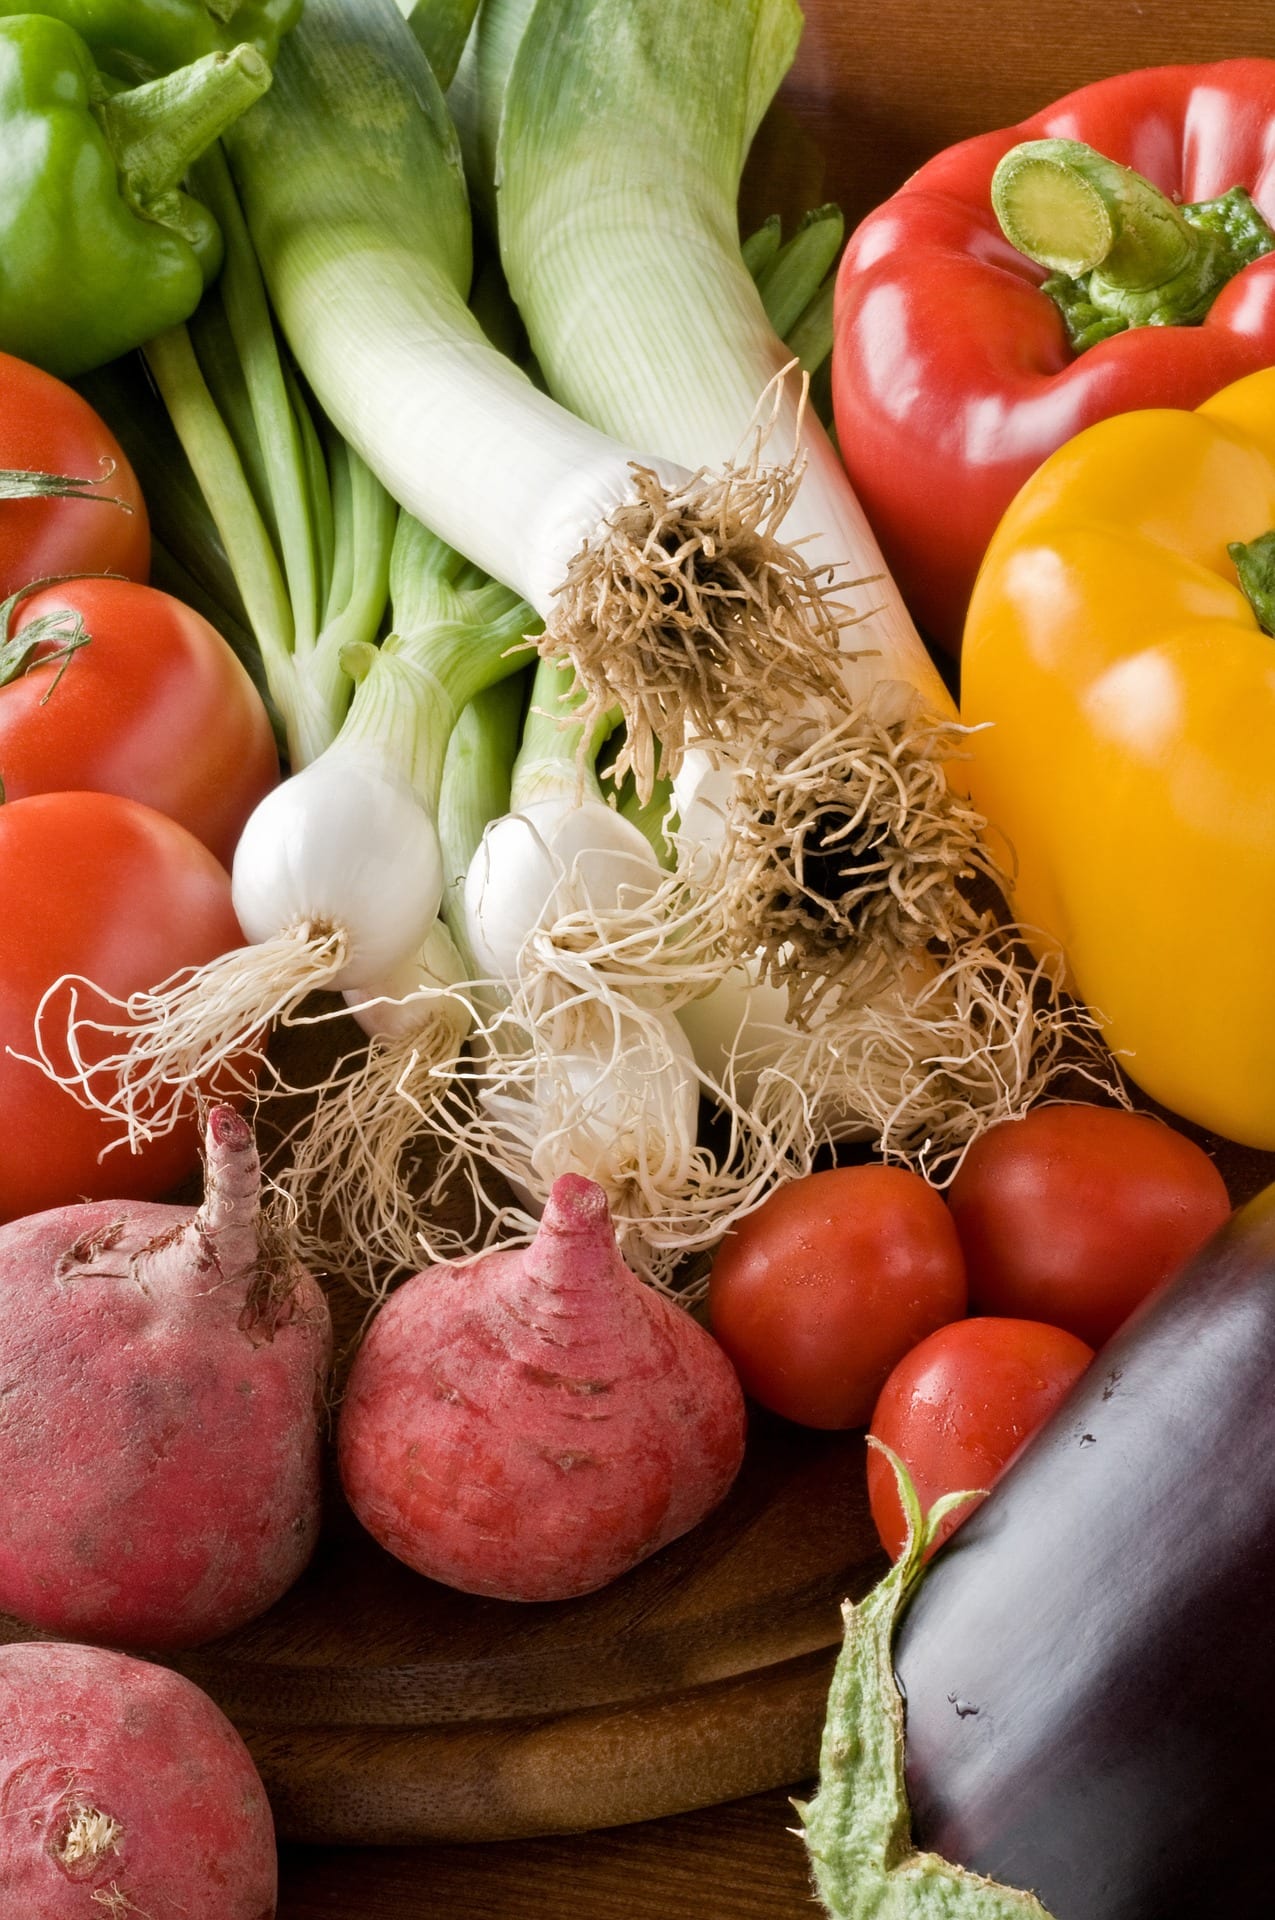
[867,1316,1094,1561]
[947,1105,1232,1348]
[0,792,246,1223]
[1,578,279,869]
[0,354,149,596]
[708,1165,968,1430]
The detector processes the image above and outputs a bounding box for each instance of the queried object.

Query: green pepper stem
[96,43,272,209]
[992,139,1197,286]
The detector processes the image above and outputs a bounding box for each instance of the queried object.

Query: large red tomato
[0,579,278,869]
[867,1316,1094,1562]
[947,1105,1232,1347]
[708,1164,967,1429]
[0,354,149,596]
[0,792,246,1223]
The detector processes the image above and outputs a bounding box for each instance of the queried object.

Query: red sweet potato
[0,1107,331,1648]
[0,1640,276,1917]
[338,1172,747,1602]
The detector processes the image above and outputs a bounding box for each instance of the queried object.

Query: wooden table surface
[277,0,1275,1910]
[277,1790,810,1918]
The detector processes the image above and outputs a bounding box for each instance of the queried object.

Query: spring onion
[414,658,812,1289]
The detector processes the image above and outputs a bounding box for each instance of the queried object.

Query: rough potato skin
[339,1173,747,1601]
[0,1108,332,1648]
[0,1641,276,1918]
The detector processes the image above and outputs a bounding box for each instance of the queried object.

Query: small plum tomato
[867,1316,1094,1561]
[707,1164,967,1430]
[947,1104,1232,1348]
[0,351,149,595]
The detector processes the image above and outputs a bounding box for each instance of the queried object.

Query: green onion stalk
[464,0,1106,1176]
[222,0,858,811]
[38,142,532,1169]
[267,529,540,1296]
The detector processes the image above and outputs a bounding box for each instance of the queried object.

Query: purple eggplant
[894,1181,1275,1919]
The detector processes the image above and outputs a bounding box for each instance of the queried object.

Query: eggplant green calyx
[1229,529,1275,636]
[992,139,1275,353]
[0,15,272,378]
[797,1440,1058,1919]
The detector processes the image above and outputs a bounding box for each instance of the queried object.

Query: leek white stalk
[224,0,855,802]
[470,0,1003,1007]
[680,942,1124,1185]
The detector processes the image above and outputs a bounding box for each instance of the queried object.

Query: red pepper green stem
[992,138,1275,351]
[96,40,271,210]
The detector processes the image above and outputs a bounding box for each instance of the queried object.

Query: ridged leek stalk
[469,0,1089,1165]
[223,0,854,804]
[466,0,998,1021]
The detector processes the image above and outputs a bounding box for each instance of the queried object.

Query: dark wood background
[271,1,1275,1910]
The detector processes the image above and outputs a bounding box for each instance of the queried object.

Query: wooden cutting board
[0,1408,878,1845]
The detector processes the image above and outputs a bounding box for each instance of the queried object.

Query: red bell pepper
[832,60,1275,651]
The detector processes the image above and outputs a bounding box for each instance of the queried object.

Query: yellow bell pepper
[961,366,1275,1148]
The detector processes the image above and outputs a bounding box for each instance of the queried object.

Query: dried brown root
[29,925,349,1153]
[268,989,472,1301]
[704,681,998,1023]
[745,931,1127,1183]
[545,442,861,805]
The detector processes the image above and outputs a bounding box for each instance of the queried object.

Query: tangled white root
[29,925,349,1152]
[698,682,1000,1021]
[270,985,472,1299]
[401,971,815,1298]
[545,427,861,803]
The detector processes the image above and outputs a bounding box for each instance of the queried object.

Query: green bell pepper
[0,2,301,81]
[0,14,272,378]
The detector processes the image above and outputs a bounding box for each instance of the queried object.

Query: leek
[466,0,1096,1167]
[469,0,991,1001]
[223,0,854,803]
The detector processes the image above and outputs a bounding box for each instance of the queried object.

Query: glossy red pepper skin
[832,60,1275,651]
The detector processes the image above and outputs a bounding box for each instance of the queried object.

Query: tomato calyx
[0,582,95,703]
[0,460,134,513]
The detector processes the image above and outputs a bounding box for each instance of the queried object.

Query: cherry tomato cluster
[0,353,277,1223]
[708,1104,1232,1558]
